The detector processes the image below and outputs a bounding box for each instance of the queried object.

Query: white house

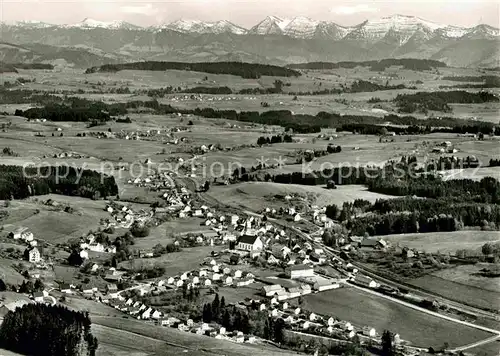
[236,235,263,252]
[362,327,377,338]
[354,275,379,289]
[286,264,314,279]
[25,247,41,263]
[224,276,233,285]
[262,284,284,297]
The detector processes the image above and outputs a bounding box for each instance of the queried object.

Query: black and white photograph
[0,0,499,355]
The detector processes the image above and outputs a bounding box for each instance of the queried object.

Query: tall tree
[381,330,394,356]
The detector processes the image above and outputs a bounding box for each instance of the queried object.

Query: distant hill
[0,42,125,68]
[0,14,498,67]
[85,61,301,78]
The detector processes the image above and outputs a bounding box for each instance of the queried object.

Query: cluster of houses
[233,297,400,346]
[78,233,117,258]
[104,294,261,345]
[8,227,43,264]
[104,202,152,229]
[158,259,256,290]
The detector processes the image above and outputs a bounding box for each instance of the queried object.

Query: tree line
[395,90,499,114]
[0,304,98,356]
[11,94,498,135]
[256,133,293,145]
[289,58,446,71]
[0,165,118,200]
[85,61,301,79]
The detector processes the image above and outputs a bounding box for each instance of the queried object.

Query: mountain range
[0,14,499,68]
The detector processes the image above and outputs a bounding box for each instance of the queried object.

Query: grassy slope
[303,287,492,348]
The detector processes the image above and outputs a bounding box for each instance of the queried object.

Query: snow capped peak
[249,16,291,35]
[12,20,54,28]
[159,19,247,34]
[283,16,320,38]
[65,18,140,29]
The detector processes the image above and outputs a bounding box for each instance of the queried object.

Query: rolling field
[376,230,500,254]
[303,287,492,348]
[119,245,224,277]
[1,196,109,244]
[408,274,500,311]
[0,258,26,286]
[431,264,500,293]
[132,218,212,250]
[209,182,398,211]
[92,316,302,356]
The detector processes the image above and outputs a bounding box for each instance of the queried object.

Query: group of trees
[0,165,118,201]
[85,61,301,79]
[395,90,499,114]
[289,58,446,71]
[201,294,285,343]
[0,304,98,356]
[256,133,293,145]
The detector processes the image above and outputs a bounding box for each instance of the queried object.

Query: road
[185,178,500,351]
[346,282,500,336]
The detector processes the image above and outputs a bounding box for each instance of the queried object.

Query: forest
[85,61,301,78]
[288,58,446,71]
[0,165,118,200]
[394,90,499,113]
[0,304,98,356]
[9,93,498,135]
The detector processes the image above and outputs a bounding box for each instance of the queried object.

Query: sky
[0,0,498,28]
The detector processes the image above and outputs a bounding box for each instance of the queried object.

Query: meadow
[303,286,492,348]
[92,316,303,356]
[376,230,500,254]
[208,182,399,211]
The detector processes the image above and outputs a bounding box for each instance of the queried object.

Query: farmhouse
[236,235,263,252]
[286,264,314,279]
[354,274,379,289]
[10,227,34,241]
[24,247,41,263]
[262,284,284,297]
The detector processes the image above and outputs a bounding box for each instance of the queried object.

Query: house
[152,310,162,319]
[224,276,233,285]
[233,270,242,279]
[262,284,284,297]
[236,235,263,252]
[81,284,97,294]
[236,278,253,287]
[106,284,118,293]
[287,287,301,299]
[338,320,353,331]
[141,307,152,319]
[167,277,175,284]
[354,274,379,289]
[362,326,377,338]
[33,292,44,303]
[25,247,41,263]
[309,312,317,321]
[267,254,279,265]
[313,279,339,292]
[327,317,335,326]
[59,283,72,294]
[10,227,34,241]
[300,284,312,295]
[286,264,314,279]
[202,278,212,286]
[212,273,221,281]
[281,301,289,310]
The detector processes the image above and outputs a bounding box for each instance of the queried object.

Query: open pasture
[131,218,211,250]
[376,230,500,254]
[208,182,398,211]
[408,274,500,311]
[93,316,300,356]
[119,245,224,277]
[303,286,493,348]
[430,264,500,293]
[1,196,109,244]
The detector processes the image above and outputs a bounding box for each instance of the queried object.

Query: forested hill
[85,61,301,79]
[288,58,447,71]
